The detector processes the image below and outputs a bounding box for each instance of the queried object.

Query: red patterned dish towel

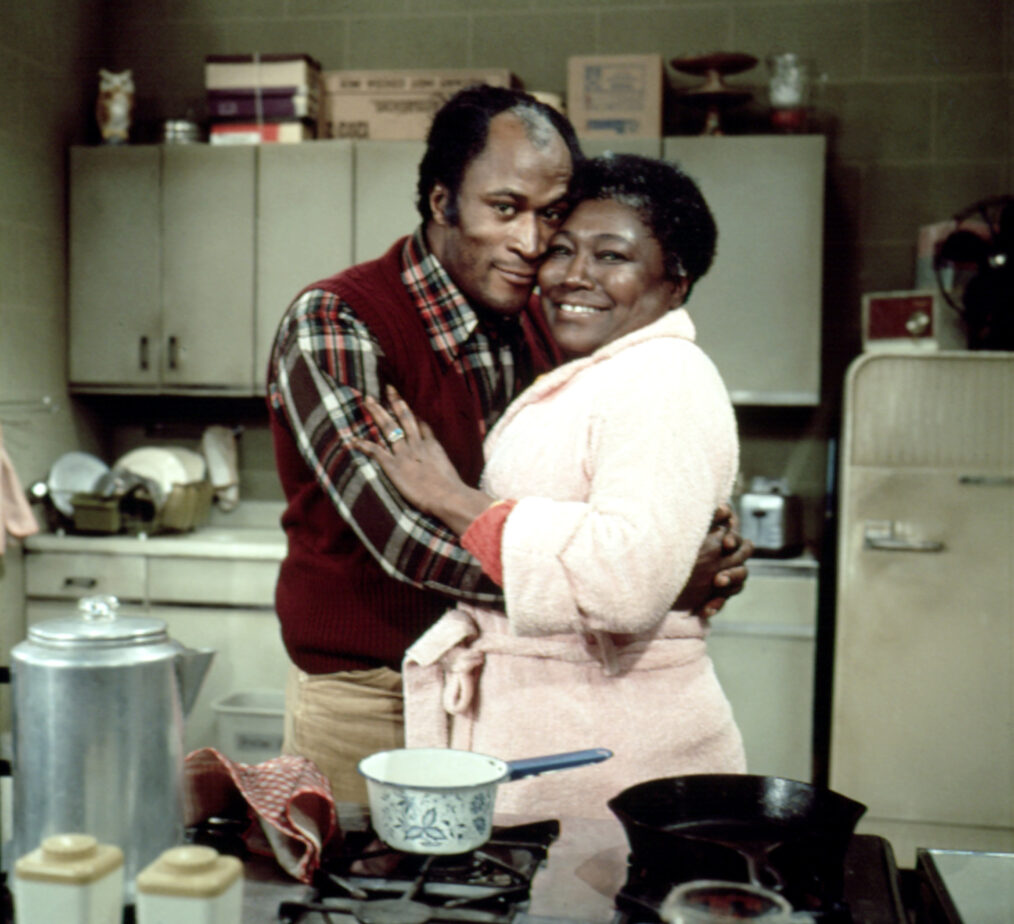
[184,747,340,882]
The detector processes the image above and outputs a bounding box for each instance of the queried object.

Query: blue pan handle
[504,748,613,782]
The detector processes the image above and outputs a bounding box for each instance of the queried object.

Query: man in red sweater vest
[267,86,751,802]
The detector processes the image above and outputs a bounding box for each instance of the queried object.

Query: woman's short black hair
[416,84,583,225]
[568,153,718,297]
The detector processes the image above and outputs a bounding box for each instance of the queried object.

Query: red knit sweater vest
[269,237,557,673]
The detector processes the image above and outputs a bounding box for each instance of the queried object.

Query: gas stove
[277,820,560,924]
[192,815,911,924]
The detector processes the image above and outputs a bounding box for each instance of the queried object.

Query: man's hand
[673,503,754,618]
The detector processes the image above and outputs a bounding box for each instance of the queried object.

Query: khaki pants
[282,664,404,804]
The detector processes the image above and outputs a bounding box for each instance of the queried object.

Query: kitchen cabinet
[69,136,824,403]
[663,135,826,405]
[831,352,1014,865]
[255,141,355,391]
[353,140,425,262]
[706,559,817,782]
[68,146,161,388]
[70,142,356,396]
[23,529,290,754]
[69,145,257,393]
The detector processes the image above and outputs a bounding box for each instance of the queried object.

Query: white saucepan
[359,747,612,854]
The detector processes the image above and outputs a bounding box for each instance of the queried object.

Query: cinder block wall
[97,0,1010,526]
[0,0,106,727]
[103,0,1011,334]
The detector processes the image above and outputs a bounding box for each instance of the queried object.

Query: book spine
[208,96,316,119]
[209,122,312,144]
[205,63,319,91]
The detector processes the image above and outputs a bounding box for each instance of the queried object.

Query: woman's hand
[673,504,754,618]
[352,385,494,535]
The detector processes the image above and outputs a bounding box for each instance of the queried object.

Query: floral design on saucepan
[471,793,490,833]
[376,786,497,851]
[403,807,447,845]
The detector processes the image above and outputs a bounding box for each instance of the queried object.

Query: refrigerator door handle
[958,474,1014,487]
[863,519,946,553]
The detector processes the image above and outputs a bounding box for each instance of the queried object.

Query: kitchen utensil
[165,446,207,483]
[736,477,803,557]
[359,747,612,854]
[607,774,866,908]
[670,52,756,135]
[11,595,215,904]
[47,452,110,517]
[161,119,203,144]
[113,447,189,510]
[660,879,800,923]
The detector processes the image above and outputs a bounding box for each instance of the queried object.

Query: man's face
[427,111,573,317]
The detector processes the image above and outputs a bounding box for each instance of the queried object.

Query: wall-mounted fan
[934,194,1014,350]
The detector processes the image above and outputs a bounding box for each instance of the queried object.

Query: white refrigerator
[830,351,1014,866]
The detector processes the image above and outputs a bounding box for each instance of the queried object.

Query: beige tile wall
[0,0,107,724]
[3,0,1012,539]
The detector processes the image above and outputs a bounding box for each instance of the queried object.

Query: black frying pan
[607,774,866,909]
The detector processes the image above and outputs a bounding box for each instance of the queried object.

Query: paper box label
[567,55,662,139]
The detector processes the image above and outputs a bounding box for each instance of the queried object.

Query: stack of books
[205,53,323,144]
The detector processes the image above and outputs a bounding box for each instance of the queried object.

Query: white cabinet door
[256,141,355,394]
[161,145,256,390]
[353,141,426,262]
[147,605,290,755]
[663,136,825,405]
[707,567,817,781]
[69,146,161,388]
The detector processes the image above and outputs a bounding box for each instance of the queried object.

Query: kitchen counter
[23,525,285,560]
[23,501,286,560]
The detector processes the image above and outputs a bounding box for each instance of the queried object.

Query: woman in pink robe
[356,155,746,817]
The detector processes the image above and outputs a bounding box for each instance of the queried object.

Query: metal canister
[10,596,213,903]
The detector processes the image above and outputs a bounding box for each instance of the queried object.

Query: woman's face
[538,198,687,359]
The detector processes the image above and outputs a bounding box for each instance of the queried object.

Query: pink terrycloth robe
[403,310,746,818]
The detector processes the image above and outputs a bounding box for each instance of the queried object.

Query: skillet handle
[505,748,613,781]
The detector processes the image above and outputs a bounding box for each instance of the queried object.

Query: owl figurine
[96,69,135,144]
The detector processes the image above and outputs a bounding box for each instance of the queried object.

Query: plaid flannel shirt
[268,227,537,605]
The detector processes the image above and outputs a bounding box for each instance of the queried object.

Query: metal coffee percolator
[10,595,214,904]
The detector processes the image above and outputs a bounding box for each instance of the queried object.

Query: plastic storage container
[13,833,124,924]
[212,690,285,764]
[136,845,242,924]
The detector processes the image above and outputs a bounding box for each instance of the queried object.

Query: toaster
[736,477,803,557]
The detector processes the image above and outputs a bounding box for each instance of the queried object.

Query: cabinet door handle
[167,336,179,370]
[139,336,149,371]
[63,576,98,589]
[863,520,945,553]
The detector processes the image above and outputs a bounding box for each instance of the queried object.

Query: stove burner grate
[279,820,559,924]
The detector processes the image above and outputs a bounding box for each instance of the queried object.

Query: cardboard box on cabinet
[323,68,519,140]
[567,54,663,139]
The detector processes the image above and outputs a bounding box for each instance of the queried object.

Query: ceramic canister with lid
[135,845,243,924]
[10,595,214,904]
[13,833,124,924]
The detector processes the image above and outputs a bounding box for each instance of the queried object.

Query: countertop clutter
[23,500,285,559]
[22,501,291,756]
